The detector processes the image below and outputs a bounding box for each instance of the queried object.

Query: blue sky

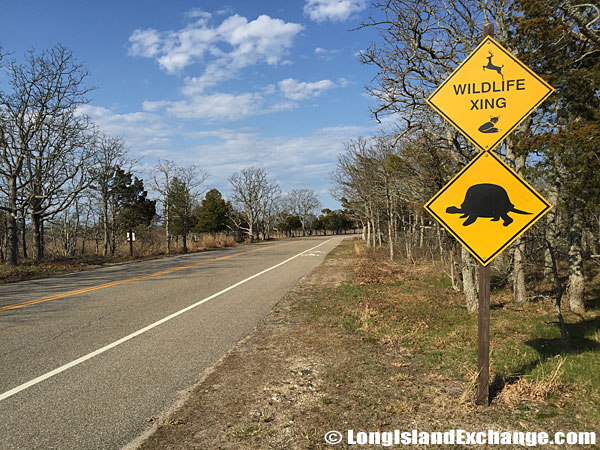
[2,0,390,209]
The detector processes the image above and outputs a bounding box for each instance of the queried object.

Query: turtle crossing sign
[427,36,554,152]
[425,151,551,266]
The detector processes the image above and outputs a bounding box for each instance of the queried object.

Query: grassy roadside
[137,238,599,449]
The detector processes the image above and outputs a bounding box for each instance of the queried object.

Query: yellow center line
[0,241,294,313]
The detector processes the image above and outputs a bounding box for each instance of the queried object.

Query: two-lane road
[0,236,343,449]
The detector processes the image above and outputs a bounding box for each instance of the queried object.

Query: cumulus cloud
[184,8,212,22]
[278,78,336,100]
[78,104,175,155]
[143,76,335,122]
[128,29,162,58]
[143,90,296,121]
[304,0,367,22]
[128,11,303,85]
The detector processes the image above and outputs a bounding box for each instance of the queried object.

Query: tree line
[335,0,599,316]
[0,45,353,266]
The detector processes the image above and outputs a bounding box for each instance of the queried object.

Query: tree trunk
[419,213,425,249]
[568,207,585,314]
[544,181,559,282]
[371,219,377,248]
[513,155,527,304]
[32,211,43,262]
[388,213,394,261]
[505,146,527,304]
[110,207,117,256]
[102,194,110,257]
[462,247,479,313]
[21,213,27,259]
[512,237,527,305]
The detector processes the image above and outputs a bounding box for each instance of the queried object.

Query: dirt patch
[135,239,599,449]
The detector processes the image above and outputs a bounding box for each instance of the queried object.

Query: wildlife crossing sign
[426,36,554,152]
[424,151,551,266]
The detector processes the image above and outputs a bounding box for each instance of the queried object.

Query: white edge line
[0,238,334,402]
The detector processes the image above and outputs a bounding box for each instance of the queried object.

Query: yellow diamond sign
[427,36,554,152]
[425,151,551,266]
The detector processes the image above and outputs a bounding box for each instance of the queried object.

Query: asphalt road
[0,236,343,449]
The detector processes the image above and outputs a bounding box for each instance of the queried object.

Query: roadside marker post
[477,21,493,407]
[424,22,554,405]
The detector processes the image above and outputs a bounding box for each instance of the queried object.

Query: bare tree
[25,110,96,261]
[168,165,209,253]
[151,160,178,253]
[288,189,321,236]
[229,167,279,242]
[0,45,93,264]
[257,181,281,240]
[90,135,129,256]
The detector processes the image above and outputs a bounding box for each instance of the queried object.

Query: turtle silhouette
[446,183,531,226]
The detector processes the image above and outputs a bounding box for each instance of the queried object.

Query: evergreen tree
[111,168,156,257]
[193,189,232,233]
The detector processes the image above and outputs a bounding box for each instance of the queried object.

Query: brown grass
[498,358,565,406]
[352,243,405,285]
[199,234,236,250]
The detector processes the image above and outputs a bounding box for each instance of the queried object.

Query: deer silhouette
[483,52,504,79]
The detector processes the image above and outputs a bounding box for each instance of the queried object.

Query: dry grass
[199,233,236,250]
[352,243,405,285]
[499,358,565,405]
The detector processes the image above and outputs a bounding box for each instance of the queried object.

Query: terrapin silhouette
[446,183,531,226]
[478,116,500,133]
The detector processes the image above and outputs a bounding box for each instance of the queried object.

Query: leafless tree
[168,164,209,253]
[151,160,178,253]
[229,167,280,242]
[90,135,129,256]
[288,189,321,236]
[0,45,93,264]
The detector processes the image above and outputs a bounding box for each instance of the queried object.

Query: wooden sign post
[476,22,494,407]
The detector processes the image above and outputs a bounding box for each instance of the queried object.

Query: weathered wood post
[476,21,494,407]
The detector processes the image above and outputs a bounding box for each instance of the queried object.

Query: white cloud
[78,104,174,153]
[304,0,367,22]
[128,29,162,58]
[185,8,212,23]
[143,90,296,121]
[143,76,336,122]
[314,46,342,60]
[127,12,303,86]
[278,78,336,100]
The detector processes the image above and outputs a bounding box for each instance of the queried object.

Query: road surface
[0,236,342,449]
